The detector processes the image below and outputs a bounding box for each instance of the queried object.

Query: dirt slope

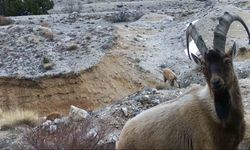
[0,53,158,114]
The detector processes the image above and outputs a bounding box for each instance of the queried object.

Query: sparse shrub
[43,56,50,64]
[46,112,62,121]
[155,83,170,90]
[0,109,38,130]
[42,31,54,41]
[67,44,79,51]
[34,26,54,41]
[116,10,127,23]
[65,0,82,13]
[42,56,54,70]
[0,16,13,26]
[22,117,113,149]
[237,47,250,60]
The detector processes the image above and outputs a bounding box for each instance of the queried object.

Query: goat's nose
[212,79,221,89]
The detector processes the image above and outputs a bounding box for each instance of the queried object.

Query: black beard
[213,88,231,122]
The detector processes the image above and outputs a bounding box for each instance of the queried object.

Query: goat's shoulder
[119,84,213,149]
[131,84,208,124]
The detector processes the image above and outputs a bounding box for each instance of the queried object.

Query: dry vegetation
[0,16,13,26]
[42,31,54,41]
[21,117,114,149]
[46,112,62,121]
[0,109,3,118]
[0,109,38,130]
[155,83,171,90]
[67,44,79,51]
[237,47,250,60]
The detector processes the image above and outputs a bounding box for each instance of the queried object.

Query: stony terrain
[1,0,250,149]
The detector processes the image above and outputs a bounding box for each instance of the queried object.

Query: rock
[135,94,152,105]
[49,125,57,133]
[68,12,79,19]
[151,99,161,105]
[54,118,62,124]
[152,88,159,94]
[42,120,53,128]
[69,105,89,121]
[54,117,69,124]
[121,107,128,117]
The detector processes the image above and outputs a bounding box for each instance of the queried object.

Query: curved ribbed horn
[186,23,208,60]
[214,12,250,52]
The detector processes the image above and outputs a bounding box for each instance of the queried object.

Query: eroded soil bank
[0,54,158,114]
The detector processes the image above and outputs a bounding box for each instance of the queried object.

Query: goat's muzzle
[210,76,224,91]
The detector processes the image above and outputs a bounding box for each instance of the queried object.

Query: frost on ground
[0,13,116,78]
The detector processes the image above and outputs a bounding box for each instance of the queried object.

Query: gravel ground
[0,13,116,78]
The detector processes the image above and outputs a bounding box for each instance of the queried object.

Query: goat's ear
[191,53,202,65]
[227,42,237,58]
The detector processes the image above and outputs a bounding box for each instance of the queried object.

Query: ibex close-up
[116,12,250,149]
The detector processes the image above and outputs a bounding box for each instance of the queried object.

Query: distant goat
[116,12,250,149]
[162,68,180,88]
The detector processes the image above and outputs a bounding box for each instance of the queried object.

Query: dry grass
[22,117,114,149]
[0,109,3,117]
[42,31,54,41]
[46,112,62,121]
[67,44,79,51]
[0,16,13,26]
[155,83,170,90]
[237,47,250,60]
[0,109,38,130]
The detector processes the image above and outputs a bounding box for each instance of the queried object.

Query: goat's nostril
[212,79,221,88]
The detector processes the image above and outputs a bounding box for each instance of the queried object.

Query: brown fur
[239,117,250,149]
[162,68,180,88]
[46,112,62,121]
[117,50,244,149]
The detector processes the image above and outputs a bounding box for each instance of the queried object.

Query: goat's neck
[211,77,244,127]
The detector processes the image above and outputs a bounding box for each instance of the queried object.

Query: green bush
[0,0,54,16]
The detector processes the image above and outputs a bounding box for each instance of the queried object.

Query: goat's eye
[223,59,231,64]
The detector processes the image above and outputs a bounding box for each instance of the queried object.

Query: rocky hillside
[2,0,250,149]
[3,0,250,114]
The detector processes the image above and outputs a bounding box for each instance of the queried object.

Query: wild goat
[116,12,250,149]
[162,68,180,88]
